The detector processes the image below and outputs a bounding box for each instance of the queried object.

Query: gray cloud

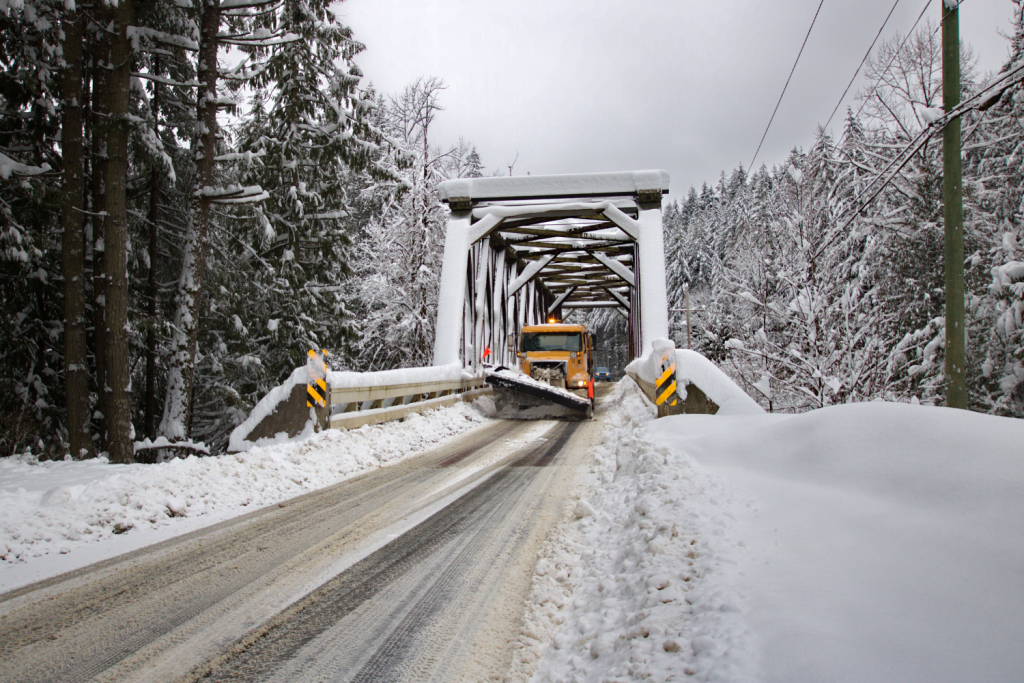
[340,0,1014,197]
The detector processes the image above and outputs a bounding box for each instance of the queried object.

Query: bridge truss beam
[432,170,671,368]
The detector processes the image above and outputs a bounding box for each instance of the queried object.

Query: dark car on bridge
[594,367,612,381]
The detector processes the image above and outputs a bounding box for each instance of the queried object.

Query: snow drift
[527,381,1024,682]
[647,402,1024,682]
[1,400,492,592]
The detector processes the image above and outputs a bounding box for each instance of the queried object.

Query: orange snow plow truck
[485,323,595,420]
[516,323,595,392]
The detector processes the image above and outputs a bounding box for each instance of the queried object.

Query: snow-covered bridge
[226,170,687,447]
[433,170,672,365]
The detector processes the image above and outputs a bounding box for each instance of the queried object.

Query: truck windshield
[521,333,582,352]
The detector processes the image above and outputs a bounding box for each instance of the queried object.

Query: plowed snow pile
[521,381,1024,683]
[0,401,491,591]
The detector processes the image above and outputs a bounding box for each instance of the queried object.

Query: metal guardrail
[229,372,492,452]
[329,378,490,430]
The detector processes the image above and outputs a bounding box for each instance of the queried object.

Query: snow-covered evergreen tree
[347,78,456,371]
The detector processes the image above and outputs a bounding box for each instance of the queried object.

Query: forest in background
[1,1,1023,461]
[570,7,1024,417]
[656,10,1024,416]
[0,0,483,459]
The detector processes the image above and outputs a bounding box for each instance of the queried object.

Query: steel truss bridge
[433,170,672,367]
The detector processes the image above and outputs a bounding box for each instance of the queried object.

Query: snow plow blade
[485,372,593,420]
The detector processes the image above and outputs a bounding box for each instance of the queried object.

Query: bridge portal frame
[432,170,671,369]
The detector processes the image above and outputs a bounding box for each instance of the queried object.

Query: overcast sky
[338,0,1015,199]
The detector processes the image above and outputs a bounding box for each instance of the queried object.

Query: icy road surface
[0,408,604,682]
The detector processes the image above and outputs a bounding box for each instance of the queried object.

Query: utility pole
[685,283,691,350]
[942,0,966,409]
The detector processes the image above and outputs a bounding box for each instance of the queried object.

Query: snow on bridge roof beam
[504,237,625,250]
[507,254,556,297]
[543,263,621,273]
[487,213,634,230]
[561,301,623,308]
[518,244,635,258]
[544,251,635,262]
[566,292,619,302]
[557,289,608,299]
[439,170,669,204]
[604,287,631,309]
[545,278,618,288]
[466,199,648,244]
[599,204,641,241]
[547,287,577,314]
[470,202,638,222]
[497,219,622,234]
[544,265,623,277]
[468,214,504,244]
[546,268,631,279]
[544,274,614,284]
[498,227,623,240]
[505,240,633,252]
[590,251,635,287]
[545,273,624,284]
[559,281,622,291]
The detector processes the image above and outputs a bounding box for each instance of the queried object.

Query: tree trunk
[144,57,162,441]
[61,8,92,460]
[102,0,134,464]
[89,10,111,453]
[159,0,220,441]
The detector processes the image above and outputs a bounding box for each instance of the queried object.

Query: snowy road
[0,412,601,683]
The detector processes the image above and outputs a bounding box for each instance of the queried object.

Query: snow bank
[643,403,1019,679]
[527,390,1024,681]
[626,339,763,415]
[525,380,756,682]
[625,338,676,385]
[0,401,492,591]
[644,402,1024,682]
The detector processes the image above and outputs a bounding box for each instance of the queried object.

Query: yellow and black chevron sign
[307,349,328,408]
[656,361,678,406]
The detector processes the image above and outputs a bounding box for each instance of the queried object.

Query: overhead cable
[822,0,903,133]
[839,0,963,146]
[749,0,827,171]
[815,56,1024,260]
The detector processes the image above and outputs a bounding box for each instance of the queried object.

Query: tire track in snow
[191,421,589,683]
[0,419,528,683]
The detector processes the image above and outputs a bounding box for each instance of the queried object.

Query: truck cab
[512,323,594,392]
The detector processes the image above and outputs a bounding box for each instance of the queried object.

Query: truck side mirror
[507,333,515,353]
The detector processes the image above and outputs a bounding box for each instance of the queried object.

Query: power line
[840,0,964,144]
[831,0,930,149]
[822,0,903,133]
[749,0,827,171]
[815,56,1024,260]
[851,0,931,121]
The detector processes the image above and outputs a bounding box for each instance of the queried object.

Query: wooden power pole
[942,0,967,409]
